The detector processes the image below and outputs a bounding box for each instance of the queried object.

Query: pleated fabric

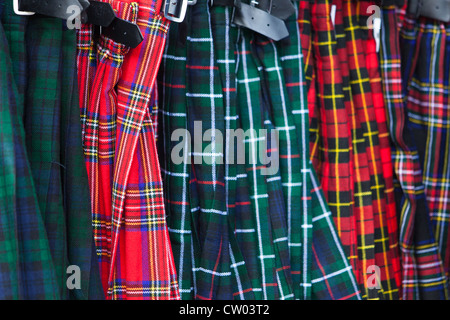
[158,0,361,300]
[379,0,450,299]
[299,0,402,299]
[77,0,180,299]
[0,0,103,299]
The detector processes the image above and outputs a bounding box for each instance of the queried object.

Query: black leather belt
[408,0,450,22]
[213,0,295,41]
[380,0,405,7]
[17,0,84,19]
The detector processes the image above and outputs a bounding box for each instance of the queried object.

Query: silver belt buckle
[164,0,196,23]
[13,0,35,15]
[164,0,188,23]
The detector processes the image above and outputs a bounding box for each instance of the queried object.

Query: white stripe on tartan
[268,40,296,299]
[240,36,268,300]
[186,92,223,98]
[311,266,353,284]
[193,267,232,276]
[235,228,256,233]
[310,171,361,299]
[162,54,187,61]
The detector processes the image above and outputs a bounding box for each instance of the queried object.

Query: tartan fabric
[388,2,450,299]
[77,0,180,299]
[298,0,357,288]
[158,0,361,300]
[299,0,402,299]
[0,0,103,299]
[0,13,59,300]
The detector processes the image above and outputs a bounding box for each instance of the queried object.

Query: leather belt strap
[408,0,450,22]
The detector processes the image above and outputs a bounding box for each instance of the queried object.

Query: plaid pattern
[299,0,401,299]
[388,2,450,299]
[0,0,103,299]
[158,0,361,300]
[77,0,180,299]
[0,13,59,300]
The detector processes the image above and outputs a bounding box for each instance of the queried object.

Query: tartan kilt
[0,0,103,299]
[77,0,180,300]
[299,0,402,299]
[157,0,361,300]
[392,0,450,299]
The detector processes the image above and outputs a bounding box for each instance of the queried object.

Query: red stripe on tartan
[312,245,335,300]
[162,82,186,89]
[285,82,301,87]
[280,154,301,159]
[167,200,190,206]
[209,237,224,299]
[186,65,219,70]
[232,287,254,296]
[196,180,226,187]
[337,291,360,300]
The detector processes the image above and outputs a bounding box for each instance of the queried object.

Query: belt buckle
[164,0,189,23]
[13,0,35,15]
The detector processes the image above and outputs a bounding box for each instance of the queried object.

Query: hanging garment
[77,0,180,299]
[157,0,361,300]
[299,0,402,299]
[0,0,103,299]
[381,0,450,299]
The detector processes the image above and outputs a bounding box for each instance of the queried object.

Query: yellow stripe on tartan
[324,2,345,243]
[313,40,336,46]
[126,187,164,194]
[111,285,171,292]
[351,1,397,299]
[84,152,98,157]
[409,117,450,129]
[345,1,371,299]
[125,220,166,227]
[318,147,351,153]
[98,154,114,159]
[326,202,354,206]
[418,26,443,34]
[415,243,441,250]
[349,78,371,86]
[357,244,375,250]
[410,78,449,89]
[403,279,448,288]
[353,191,372,197]
[317,94,345,99]
[374,236,390,243]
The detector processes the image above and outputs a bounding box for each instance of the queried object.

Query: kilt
[299,0,402,299]
[157,0,361,300]
[0,0,103,299]
[389,0,450,299]
[77,0,180,299]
